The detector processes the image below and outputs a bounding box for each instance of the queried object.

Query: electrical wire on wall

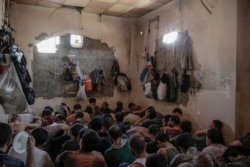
[77,8,83,32]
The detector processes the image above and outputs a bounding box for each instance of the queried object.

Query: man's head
[155,132,170,148]
[115,112,124,123]
[108,124,122,141]
[192,153,214,167]
[78,127,88,142]
[44,106,53,112]
[0,123,12,148]
[55,114,66,123]
[80,129,100,152]
[129,134,146,154]
[172,108,183,116]
[169,115,180,127]
[128,103,136,111]
[206,128,225,145]
[31,127,48,147]
[223,146,250,162]
[116,101,123,108]
[9,114,21,123]
[162,114,172,126]
[88,117,102,132]
[42,109,52,118]
[73,104,82,111]
[175,133,195,153]
[148,124,161,139]
[71,123,84,138]
[89,98,96,104]
[180,120,192,133]
[103,117,114,132]
[209,120,223,131]
[75,111,84,119]
[147,106,157,119]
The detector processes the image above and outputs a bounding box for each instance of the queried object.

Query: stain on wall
[33,34,115,98]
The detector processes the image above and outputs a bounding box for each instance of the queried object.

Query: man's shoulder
[2,154,25,167]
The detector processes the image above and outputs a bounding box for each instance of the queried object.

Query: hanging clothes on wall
[93,66,106,92]
[181,34,193,73]
[111,58,120,77]
[167,68,178,102]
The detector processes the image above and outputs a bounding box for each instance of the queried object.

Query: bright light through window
[163,31,178,44]
[70,34,83,48]
[36,36,60,53]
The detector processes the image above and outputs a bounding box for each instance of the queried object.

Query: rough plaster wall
[130,0,236,143]
[9,4,132,115]
[33,35,115,98]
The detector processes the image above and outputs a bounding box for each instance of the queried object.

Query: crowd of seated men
[0,97,250,167]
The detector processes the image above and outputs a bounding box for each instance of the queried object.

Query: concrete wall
[9,0,237,143]
[9,4,133,115]
[129,0,236,143]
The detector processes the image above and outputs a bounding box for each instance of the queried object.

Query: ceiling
[10,0,173,18]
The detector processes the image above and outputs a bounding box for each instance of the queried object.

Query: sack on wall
[76,83,87,100]
[157,81,167,100]
[114,73,132,92]
[144,82,152,98]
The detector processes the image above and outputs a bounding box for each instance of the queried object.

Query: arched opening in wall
[32,33,115,99]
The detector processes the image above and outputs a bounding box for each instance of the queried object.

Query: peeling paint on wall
[33,34,115,98]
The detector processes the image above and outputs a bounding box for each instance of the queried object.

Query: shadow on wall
[32,33,115,99]
[184,111,234,145]
[223,122,235,145]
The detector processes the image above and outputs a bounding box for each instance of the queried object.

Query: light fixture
[163,31,178,44]
[70,34,83,48]
[36,36,60,53]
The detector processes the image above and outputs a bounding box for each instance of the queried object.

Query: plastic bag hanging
[76,83,87,100]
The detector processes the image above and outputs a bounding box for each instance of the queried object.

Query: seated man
[134,106,161,128]
[56,129,105,167]
[144,124,161,154]
[8,114,40,133]
[0,122,25,167]
[223,146,250,167]
[128,134,148,167]
[88,97,101,116]
[202,128,227,166]
[59,123,84,153]
[124,103,147,124]
[155,133,179,166]
[162,115,181,139]
[169,133,198,167]
[41,107,55,127]
[8,128,54,167]
[66,109,90,125]
[172,108,189,122]
[128,103,147,117]
[230,132,250,149]
[104,125,135,167]
[194,119,223,136]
